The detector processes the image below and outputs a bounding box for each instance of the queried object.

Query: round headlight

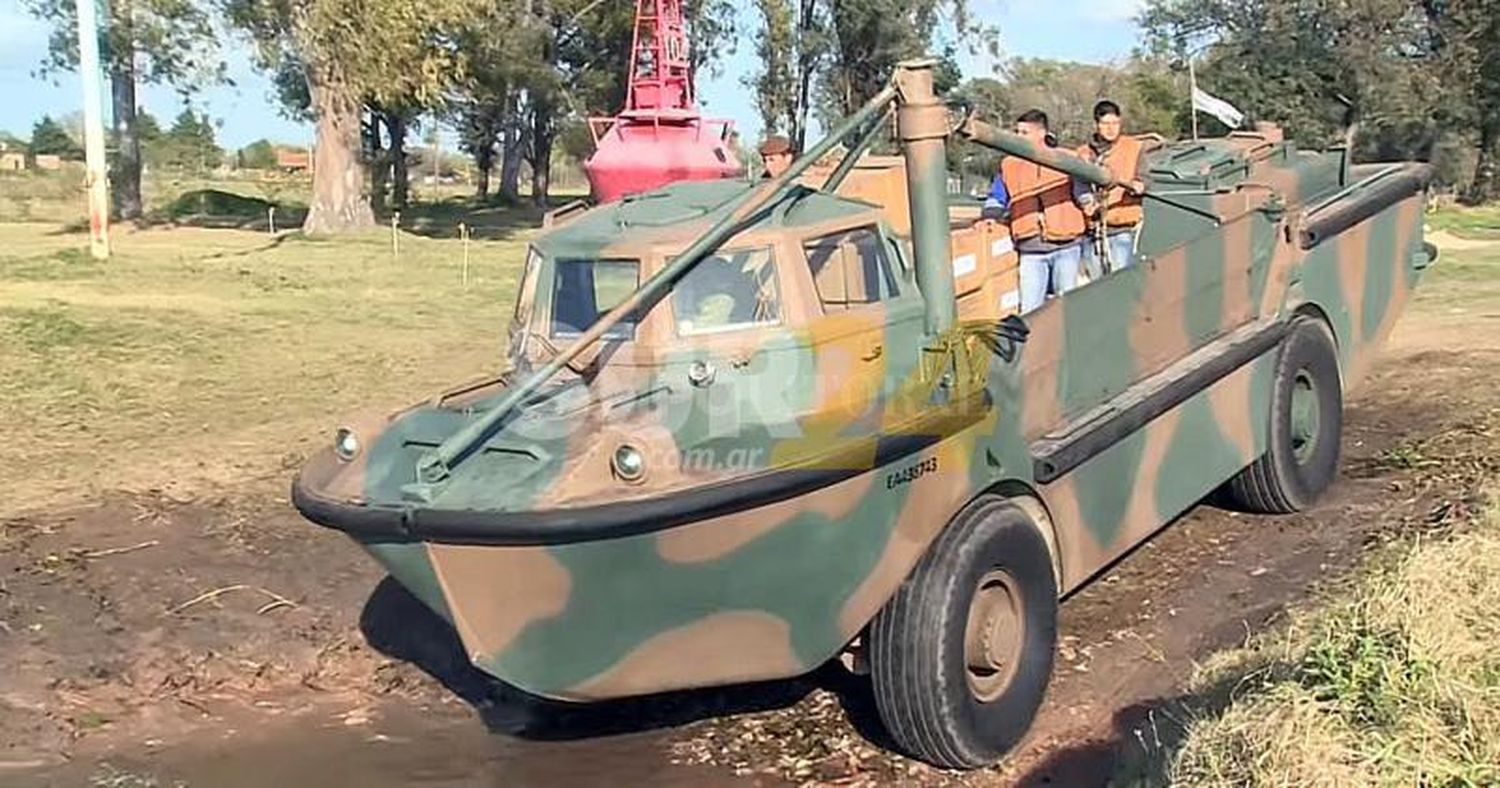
[612,444,646,483]
[334,427,361,461]
[688,359,716,388]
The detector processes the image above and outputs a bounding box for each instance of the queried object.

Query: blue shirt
[985,174,1009,212]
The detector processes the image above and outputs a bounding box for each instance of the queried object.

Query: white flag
[1192,86,1245,129]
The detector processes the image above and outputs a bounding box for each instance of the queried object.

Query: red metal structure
[584,0,742,203]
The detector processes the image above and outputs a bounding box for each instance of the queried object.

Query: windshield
[671,247,781,336]
[551,258,640,340]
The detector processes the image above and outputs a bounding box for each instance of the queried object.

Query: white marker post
[75,0,110,259]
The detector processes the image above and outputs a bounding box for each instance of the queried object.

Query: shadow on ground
[358,576,893,745]
[1011,669,1260,788]
[49,192,577,240]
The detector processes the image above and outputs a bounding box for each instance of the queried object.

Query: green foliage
[1297,612,1434,728]
[818,0,995,124]
[1139,0,1499,196]
[28,115,80,159]
[23,0,222,87]
[749,0,829,151]
[150,109,222,171]
[238,139,279,170]
[223,0,481,111]
[24,0,224,217]
[135,111,164,144]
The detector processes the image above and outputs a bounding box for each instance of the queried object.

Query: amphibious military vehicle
[293,61,1436,767]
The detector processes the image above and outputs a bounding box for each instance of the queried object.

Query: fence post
[391,212,400,259]
[461,222,470,288]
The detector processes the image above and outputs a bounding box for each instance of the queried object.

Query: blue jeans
[1083,231,1136,280]
[1019,241,1084,313]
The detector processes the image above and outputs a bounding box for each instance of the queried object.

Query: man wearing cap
[759,135,795,179]
[1078,100,1147,278]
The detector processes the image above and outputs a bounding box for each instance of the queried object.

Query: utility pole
[1188,56,1199,141]
[75,0,110,259]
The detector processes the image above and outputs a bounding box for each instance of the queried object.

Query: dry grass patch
[1152,499,1500,787]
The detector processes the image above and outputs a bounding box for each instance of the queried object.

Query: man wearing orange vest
[982,109,1093,313]
[1078,100,1147,279]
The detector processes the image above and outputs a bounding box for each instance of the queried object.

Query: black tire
[1221,315,1343,513]
[867,495,1058,769]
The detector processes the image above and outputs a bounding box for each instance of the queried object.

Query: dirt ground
[3,240,1498,787]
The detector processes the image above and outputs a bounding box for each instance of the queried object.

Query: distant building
[0,152,24,172]
[275,147,310,172]
[34,154,62,171]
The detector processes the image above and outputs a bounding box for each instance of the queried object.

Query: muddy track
[4,314,1498,787]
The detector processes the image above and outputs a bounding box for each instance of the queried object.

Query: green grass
[1427,203,1500,240]
[1133,498,1500,787]
[0,220,532,510]
[1409,209,1500,314]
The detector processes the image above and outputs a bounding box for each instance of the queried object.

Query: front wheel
[867,495,1058,769]
[1220,315,1343,513]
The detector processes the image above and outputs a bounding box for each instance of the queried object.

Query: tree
[447,1,534,202]
[1140,0,1446,156]
[818,0,995,122]
[1418,0,1500,202]
[223,0,478,233]
[25,0,221,220]
[748,0,829,152]
[239,139,278,169]
[29,115,82,158]
[157,108,221,171]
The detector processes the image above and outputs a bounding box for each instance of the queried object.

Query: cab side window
[672,247,782,336]
[803,227,902,311]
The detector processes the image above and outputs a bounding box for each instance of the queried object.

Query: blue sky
[0,0,1141,149]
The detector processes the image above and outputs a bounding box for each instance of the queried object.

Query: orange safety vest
[1000,155,1087,243]
[1077,135,1144,229]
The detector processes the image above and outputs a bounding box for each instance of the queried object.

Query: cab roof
[532,179,881,260]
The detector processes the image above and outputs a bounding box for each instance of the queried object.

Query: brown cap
[759,135,793,156]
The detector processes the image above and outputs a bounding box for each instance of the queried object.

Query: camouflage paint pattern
[292,63,1433,702]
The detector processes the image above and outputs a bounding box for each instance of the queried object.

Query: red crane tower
[583,0,742,203]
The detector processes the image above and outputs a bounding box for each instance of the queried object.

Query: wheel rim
[1289,368,1321,464]
[963,569,1025,703]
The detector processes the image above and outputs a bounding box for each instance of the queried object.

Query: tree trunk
[530,100,553,208]
[304,73,375,234]
[499,91,524,204]
[475,145,493,198]
[108,43,143,220]
[1469,116,1498,205]
[367,109,387,214]
[791,0,818,153]
[389,114,409,209]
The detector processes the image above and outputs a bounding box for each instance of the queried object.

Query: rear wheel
[867,496,1058,769]
[1221,315,1343,513]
